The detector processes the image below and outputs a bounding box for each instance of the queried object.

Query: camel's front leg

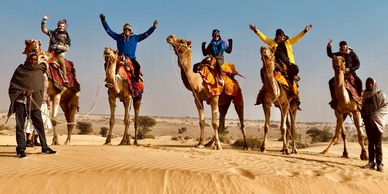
[51,94,61,145]
[210,97,221,150]
[261,102,271,152]
[120,96,131,145]
[234,97,249,150]
[280,104,290,155]
[105,94,116,145]
[353,111,367,160]
[133,96,142,146]
[321,111,343,154]
[194,99,205,148]
[289,106,298,154]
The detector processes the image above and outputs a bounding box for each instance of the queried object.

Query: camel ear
[187,41,192,47]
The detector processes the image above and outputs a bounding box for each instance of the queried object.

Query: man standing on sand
[361,77,388,172]
[8,52,56,158]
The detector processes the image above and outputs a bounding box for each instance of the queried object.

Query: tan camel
[259,46,298,154]
[24,39,79,145]
[321,56,367,160]
[103,47,142,145]
[167,35,248,150]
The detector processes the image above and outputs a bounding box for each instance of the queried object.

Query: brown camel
[167,35,248,150]
[259,46,298,154]
[103,47,142,145]
[321,56,367,160]
[24,39,79,145]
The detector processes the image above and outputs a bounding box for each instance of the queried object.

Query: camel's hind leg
[51,94,61,145]
[210,97,221,150]
[280,103,290,155]
[119,96,131,145]
[133,96,142,146]
[261,102,271,152]
[235,98,248,150]
[288,105,298,154]
[105,94,116,145]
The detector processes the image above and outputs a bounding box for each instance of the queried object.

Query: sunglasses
[124,28,132,31]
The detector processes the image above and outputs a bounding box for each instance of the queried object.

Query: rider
[201,29,233,86]
[41,15,71,85]
[327,40,362,109]
[249,24,312,106]
[99,14,157,82]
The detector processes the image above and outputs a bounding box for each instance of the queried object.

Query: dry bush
[178,127,187,134]
[100,127,109,137]
[306,127,332,143]
[232,137,263,149]
[137,116,157,139]
[77,122,93,135]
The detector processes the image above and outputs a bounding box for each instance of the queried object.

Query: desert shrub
[100,127,109,137]
[77,122,93,134]
[184,136,192,140]
[232,137,263,149]
[270,123,279,128]
[219,135,232,144]
[171,136,179,141]
[143,134,155,139]
[0,124,12,131]
[178,127,187,134]
[137,116,156,139]
[306,127,332,143]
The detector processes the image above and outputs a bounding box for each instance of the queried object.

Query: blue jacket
[101,19,156,59]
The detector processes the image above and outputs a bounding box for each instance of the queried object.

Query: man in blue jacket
[100,14,157,81]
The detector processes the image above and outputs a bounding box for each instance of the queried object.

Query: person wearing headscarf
[249,24,312,106]
[361,77,388,172]
[327,40,362,109]
[201,29,233,86]
[41,14,71,85]
[99,14,157,82]
[7,53,56,158]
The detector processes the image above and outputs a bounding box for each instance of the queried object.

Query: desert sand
[1,114,388,194]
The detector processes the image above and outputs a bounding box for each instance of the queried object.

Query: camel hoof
[320,150,328,154]
[214,144,223,150]
[282,149,289,155]
[260,147,266,152]
[244,146,251,151]
[195,144,205,148]
[341,154,349,158]
[104,142,112,145]
[360,151,368,161]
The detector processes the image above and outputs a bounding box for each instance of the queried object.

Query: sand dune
[0,135,387,194]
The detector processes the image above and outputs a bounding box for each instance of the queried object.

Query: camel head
[332,55,346,73]
[166,35,192,56]
[103,47,118,65]
[23,39,42,55]
[260,46,276,72]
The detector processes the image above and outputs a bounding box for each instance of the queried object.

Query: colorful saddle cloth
[116,57,144,98]
[344,74,362,104]
[40,51,80,92]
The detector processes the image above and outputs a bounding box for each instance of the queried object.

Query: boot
[255,87,265,105]
[26,133,33,147]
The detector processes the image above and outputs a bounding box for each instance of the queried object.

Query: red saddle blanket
[40,51,80,92]
[116,57,144,98]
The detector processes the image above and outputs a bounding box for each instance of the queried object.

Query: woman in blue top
[99,14,157,81]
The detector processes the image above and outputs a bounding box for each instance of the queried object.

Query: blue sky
[1,0,388,122]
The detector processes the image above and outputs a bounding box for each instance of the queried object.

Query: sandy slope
[0,135,388,194]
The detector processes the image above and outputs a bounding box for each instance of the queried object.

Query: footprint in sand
[228,167,256,180]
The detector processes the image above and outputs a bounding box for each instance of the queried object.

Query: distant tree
[306,127,332,143]
[100,127,109,137]
[178,127,187,134]
[137,116,157,139]
[78,122,93,135]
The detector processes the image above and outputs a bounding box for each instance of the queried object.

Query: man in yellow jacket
[249,24,312,106]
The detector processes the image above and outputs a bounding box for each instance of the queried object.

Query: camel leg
[289,106,298,154]
[133,96,142,146]
[51,94,61,145]
[261,102,271,152]
[321,111,343,154]
[194,99,205,148]
[353,111,368,160]
[120,97,131,145]
[205,100,231,147]
[280,103,290,155]
[341,125,349,158]
[210,97,221,150]
[235,100,248,150]
[105,94,116,145]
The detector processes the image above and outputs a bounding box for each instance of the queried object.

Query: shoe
[17,151,27,158]
[42,147,56,154]
[377,164,384,172]
[26,140,33,147]
[361,162,375,169]
[34,141,41,146]
[218,78,224,87]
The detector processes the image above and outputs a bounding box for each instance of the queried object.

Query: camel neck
[177,53,196,91]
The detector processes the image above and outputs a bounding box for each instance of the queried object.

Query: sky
[1,0,388,122]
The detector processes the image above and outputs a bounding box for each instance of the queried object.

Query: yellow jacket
[254,29,306,64]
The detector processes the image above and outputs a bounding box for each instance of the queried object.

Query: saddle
[344,74,362,104]
[40,51,80,91]
[115,57,144,98]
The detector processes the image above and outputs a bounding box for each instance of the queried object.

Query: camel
[167,35,248,150]
[103,47,142,145]
[259,46,298,154]
[24,39,80,145]
[321,55,367,160]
